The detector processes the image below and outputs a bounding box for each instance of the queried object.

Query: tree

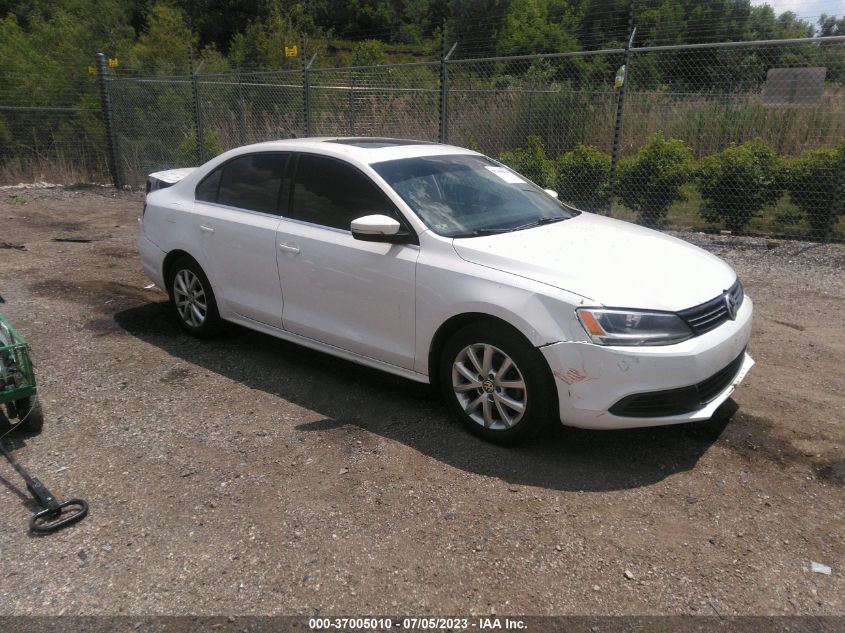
[179,1,275,54]
[578,0,631,50]
[447,0,505,55]
[310,0,395,39]
[129,3,198,74]
[496,0,578,56]
[228,6,302,70]
[0,14,52,106]
[818,13,845,37]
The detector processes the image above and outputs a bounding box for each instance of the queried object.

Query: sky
[751,0,845,18]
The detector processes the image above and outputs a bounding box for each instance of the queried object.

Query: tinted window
[195,166,222,202]
[217,153,287,214]
[290,154,396,230]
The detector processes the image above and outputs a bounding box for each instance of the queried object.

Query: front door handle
[200,224,215,234]
[278,243,300,255]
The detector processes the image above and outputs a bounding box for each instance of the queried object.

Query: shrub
[498,135,556,187]
[698,139,783,233]
[555,144,611,212]
[617,133,693,227]
[785,146,844,236]
[351,39,387,66]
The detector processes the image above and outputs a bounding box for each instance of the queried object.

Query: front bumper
[540,296,754,430]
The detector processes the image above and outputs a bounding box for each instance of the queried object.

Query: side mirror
[544,189,559,199]
[351,214,410,243]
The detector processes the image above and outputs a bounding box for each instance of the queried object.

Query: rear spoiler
[146,168,197,194]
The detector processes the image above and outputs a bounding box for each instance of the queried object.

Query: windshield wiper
[522,216,568,229]
[451,227,513,238]
[491,216,568,233]
[451,216,569,238]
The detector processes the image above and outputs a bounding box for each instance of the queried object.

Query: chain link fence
[0,64,107,184]
[0,104,107,185]
[309,61,440,140]
[616,39,845,240]
[199,69,304,149]
[107,68,305,185]
[446,40,845,241]
[3,36,844,242]
[447,50,625,159]
[108,75,195,186]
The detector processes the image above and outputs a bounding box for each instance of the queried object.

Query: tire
[167,256,225,338]
[439,322,557,445]
[6,396,44,434]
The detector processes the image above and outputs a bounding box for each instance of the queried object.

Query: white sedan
[138,138,753,444]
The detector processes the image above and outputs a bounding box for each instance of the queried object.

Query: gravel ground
[0,186,843,617]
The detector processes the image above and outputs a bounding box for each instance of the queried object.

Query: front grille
[678,279,744,335]
[609,349,746,418]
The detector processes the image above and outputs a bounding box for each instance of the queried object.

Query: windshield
[372,154,579,237]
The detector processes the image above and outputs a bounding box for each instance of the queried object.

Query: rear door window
[216,153,288,214]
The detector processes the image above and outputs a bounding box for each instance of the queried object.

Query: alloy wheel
[173,269,207,327]
[451,343,527,430]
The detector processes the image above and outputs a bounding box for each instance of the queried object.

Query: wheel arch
[427,312,541,390]
[162,249,196,294]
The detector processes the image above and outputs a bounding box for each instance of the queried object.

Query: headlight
[576,308,693,346]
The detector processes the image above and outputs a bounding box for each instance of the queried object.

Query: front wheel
[439,322,557,445]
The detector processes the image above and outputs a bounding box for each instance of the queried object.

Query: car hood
[451,212,736,311]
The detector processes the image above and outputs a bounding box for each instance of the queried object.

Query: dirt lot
[0,185,843,617]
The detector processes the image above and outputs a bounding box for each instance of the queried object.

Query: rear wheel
[439,322,556,445]
[167,256,224,338]
[6,396,44,434]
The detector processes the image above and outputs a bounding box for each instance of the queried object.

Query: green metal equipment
[0,313,43,433]
[0,312,87,533]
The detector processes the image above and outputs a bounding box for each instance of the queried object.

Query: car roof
[243,137,478,164]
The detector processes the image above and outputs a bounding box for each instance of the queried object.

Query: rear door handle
[200,224,215,234]
[278,243,300,255]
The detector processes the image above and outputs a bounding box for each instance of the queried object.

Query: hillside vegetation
[1,0,842,84]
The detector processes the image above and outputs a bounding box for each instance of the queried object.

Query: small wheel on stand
[6,396,44,434]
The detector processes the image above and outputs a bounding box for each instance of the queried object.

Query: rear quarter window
[195,167,222,203]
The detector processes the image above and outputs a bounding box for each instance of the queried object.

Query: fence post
[825,148,845,242]
[189,49,205,165]
[439,42,458,143]
[236,69,246,146]
[303,53,316,137]
[607,0,637,217]
[348,68,356,135]
[95,52,121,189]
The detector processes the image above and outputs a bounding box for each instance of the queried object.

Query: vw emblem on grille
[723,290,737,320]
